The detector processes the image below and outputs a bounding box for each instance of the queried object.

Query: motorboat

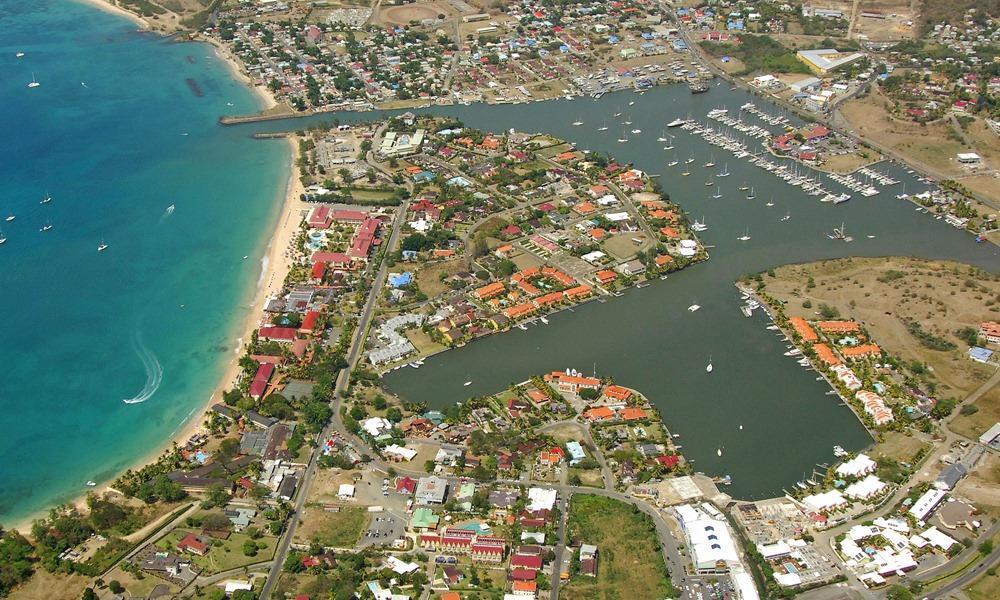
[687,304,701,312]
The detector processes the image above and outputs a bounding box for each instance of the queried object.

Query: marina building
[379,129,425,157]
[674,503,740,573]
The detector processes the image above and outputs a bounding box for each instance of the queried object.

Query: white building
[835,454,877,478]
[909,488,946,522]
[527,487,558,512]
[844,475,887,500]
[675,503,740,572]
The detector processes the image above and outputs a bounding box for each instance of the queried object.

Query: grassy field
[951,387,1000,440]
[414,259,466,298]
[561,495,674,600]
[956,452,1000,515]
[8,571,89,600]
[295,505,370,548]
[155,529,276,574]
[569,468,605,488]
[872,431,930,464]
[966,568,1000,600]
[764,257,999,401]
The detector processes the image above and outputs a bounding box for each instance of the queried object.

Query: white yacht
[706,356,714,373]
[737,228,751,241]
[98,242,109,252]
[712,186,722,199]
[40,193,52,204]
[717,163,730,177]
[667,118,685,127]
[28,73,40,88]
[745,187,756,200]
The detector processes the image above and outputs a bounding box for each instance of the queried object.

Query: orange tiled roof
[621,407,647,421]
[789,317,819,342]
[573,201,597,215]
[604,385,632,401]
[475,282,506,300]
[817,320,861,334]
[584,406,615,421]
[841,343,881,359]
[814,343,842,366]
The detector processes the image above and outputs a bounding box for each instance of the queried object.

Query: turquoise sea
[0,0,290,525]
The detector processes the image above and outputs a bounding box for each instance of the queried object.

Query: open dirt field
[765,257,999,400]
[414,259,466,298]
[871,431,930,464]
[951,387,1000,440]
[956,452,1000,513]
[377,1,452,26]
[839,90,999,199]
[8,571,89,600]
[295,505,370,548]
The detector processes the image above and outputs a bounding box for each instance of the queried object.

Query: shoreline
[8,137,304,534]
[73,0,151,30]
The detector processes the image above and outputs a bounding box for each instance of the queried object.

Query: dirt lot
[414,259,466,298]
[8,571,89,600]
[956,452,1000,514]
[295,505,370,548]
[951,387,1000,440]
[764,257,1000,400]
[839,89,998,197]
[377,1,452,26]
[821,152,882,174]
[871,431,930,464]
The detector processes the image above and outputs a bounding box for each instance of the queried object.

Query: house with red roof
[299,310,321,335]
[249,362,275,400]
[178,533,210,556]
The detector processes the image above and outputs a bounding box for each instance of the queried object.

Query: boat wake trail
[122,333,163,405]
[159,204,176,223]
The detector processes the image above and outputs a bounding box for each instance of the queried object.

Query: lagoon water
[0,0,289,524]
[250,84,1000,499]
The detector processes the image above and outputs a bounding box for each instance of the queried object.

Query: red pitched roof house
[249,362,275,400]
[178,533,209,556]
[258,327,297,342]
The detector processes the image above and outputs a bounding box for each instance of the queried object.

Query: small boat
[668,159,679,167]
[242,255,248,260]
[540,316,549,324]
[704,156,716,168]
[572,118,583,126]
[27,73,40,88]
[667,118,685,127]
[517,323,527,330]
[737,228,751,241]
[706,359,713,373]
[40,223,52,232]
[738,182,749,191]
[716,447,723,456]
[16,52,25,58]
[687,304,701,312]
[780,210,790,222]
[85,481,97,487]
[745,187,756,200]
[631,129,642,134]
[40,193,52,204]
[705,180,715,187]
[463,381,472,386]
[0,228,6,245]
[680,171,690,176]
[685,155,695,164]
[739,425,743,430]
[712,186,722,199]
[598,121,609,131]
[5,214,14,222]
[717,163,730,177]
[98,243,108,252]
[628,101,635,106]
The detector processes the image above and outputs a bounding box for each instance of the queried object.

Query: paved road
[259,158,410,599]
[548,494,570,600]
[931,544,1000,598]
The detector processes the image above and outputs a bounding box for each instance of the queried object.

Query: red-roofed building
[299,310,321,334]
[655,454,680,468]
[511,552,544,570]
[178,533,209,556]
[311,251,357,270]
[308,205,333,229]
[396,477,417,494]
[604,385,632,401]
[258,327,297,342]
[511,568,538,581]
[249,362,275,399]
[310,261,326,284]
[332,209,369,224]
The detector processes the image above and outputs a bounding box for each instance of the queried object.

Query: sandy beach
[75,0,151,30]
[10,137,305,533]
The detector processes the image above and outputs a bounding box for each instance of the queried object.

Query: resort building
[545,370,601,394]
[674,503,740,573]
[979,321,1000,344]
[379,129,425,157]
[835,454,877,479]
